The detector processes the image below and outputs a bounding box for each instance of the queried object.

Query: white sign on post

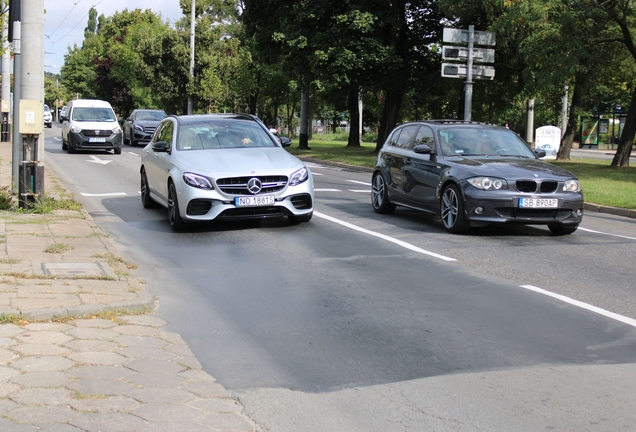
[535,125,562,159]
[442,46,495,63]
[442,28,496,46]
[441,63,495,80]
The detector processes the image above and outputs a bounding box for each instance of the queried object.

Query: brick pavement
[0,142,260,431]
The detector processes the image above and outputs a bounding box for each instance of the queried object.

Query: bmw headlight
[467,176,507,190]
[289,167,309,186]
[183,172,214,190]
[563,179,581,192]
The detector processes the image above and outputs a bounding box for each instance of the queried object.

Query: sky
[43,0,186,75]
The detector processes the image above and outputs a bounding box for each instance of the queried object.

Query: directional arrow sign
[443,28,496,46]
[87,155,112,165]
[441,63,495,80]
[442,46,495,63]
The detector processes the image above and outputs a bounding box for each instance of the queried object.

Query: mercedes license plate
[88,137,106,143]
[518,198,558,208]
[235,195,275,207]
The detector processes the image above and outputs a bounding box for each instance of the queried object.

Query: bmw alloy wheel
[371,172,396,214]
[440,184,469,233]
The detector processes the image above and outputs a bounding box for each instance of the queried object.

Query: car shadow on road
[99,195,305,234]
[325,200,562,238]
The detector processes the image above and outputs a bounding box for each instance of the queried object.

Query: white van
[61,99,123,154]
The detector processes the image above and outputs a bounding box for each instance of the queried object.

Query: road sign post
[442,26,496,121]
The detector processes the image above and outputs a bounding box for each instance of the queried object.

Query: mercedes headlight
[289,167,309,186]
[183,172,214,190]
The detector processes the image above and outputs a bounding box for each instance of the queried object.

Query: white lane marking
[81,192,127,197]
[520,285,636,328]
[128,151,140,156]
[349,190,370,193]
[578,227,636,241]
[314,211,456,262]
[348,180,371,186]
[310,172,323,176]
[315,188,341,192]
[87,156,112,165]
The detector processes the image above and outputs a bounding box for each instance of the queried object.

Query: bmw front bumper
[459,182,584,227]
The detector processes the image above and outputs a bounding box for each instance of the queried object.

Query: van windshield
[71,107,116,122]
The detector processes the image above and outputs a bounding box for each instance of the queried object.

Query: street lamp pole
[187,0,195,115]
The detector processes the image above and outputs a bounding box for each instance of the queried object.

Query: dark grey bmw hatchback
[371,120,584,234]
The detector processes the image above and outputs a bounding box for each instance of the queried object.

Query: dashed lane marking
[81,192,127,197]
[521,284,636,328]
[314,211,456,262]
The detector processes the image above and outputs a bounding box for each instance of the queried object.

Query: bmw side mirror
[534,149,547,158]
[413,144,433,154]
[152,141,170,152]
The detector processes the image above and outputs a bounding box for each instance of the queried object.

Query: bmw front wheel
[440,184,469,233]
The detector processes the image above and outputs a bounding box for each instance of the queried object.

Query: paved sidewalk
[0,142,260,430]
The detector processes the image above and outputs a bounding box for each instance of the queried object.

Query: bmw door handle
[404,157,412,164]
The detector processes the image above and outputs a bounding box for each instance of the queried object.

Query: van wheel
[67,143,75,154]
[114,148,122,155]
[62,139,67,151]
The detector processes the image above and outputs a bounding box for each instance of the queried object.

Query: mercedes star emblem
[247,177,262,194]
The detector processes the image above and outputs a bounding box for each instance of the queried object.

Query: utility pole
[11,21,21,195]
[18,0,45,206]
[187,0,195,115]
[1,0,10,143]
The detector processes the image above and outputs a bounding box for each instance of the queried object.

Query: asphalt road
[42,126,636,431]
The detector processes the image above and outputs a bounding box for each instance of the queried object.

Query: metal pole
[187,0,195,115]
[526,98,535,146]
[11,22,21,194]
[463,25,474,121]
[1,0,10,143]
[298,84,310,149]
[358,88,363,144]
[561,85,568,138]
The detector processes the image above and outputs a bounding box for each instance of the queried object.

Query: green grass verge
[286,140,377,168]
[287,140,636,210]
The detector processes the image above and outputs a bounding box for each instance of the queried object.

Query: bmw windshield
[439,128,536,158]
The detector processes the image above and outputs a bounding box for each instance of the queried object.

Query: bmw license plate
[235,195,275,207]
[88,137,106,142]
[518,198,558,208]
